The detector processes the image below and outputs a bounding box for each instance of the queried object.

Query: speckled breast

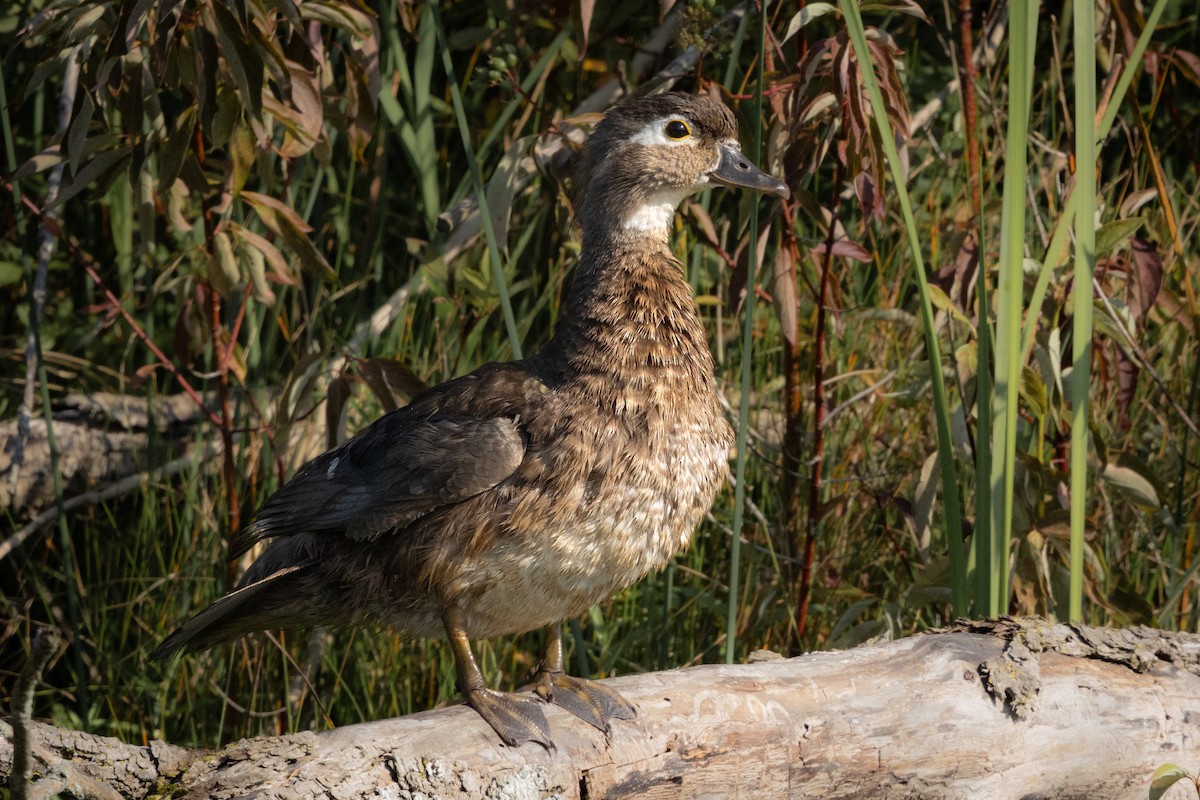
[455,377,732,639]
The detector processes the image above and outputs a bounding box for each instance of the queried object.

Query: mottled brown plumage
[152,92,788,748]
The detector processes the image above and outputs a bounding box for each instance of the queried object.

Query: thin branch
[11,629,61,800]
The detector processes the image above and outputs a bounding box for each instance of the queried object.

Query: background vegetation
[2,0,1197,751]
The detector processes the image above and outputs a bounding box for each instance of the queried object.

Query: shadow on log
[2,619,1199,799]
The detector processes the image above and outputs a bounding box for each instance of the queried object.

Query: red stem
[958,0,982,218]
[795,161,843,644]
[8,187,225,428]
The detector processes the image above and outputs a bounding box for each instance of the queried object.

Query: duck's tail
[150,556,317,660]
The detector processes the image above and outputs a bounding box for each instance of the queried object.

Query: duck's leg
[444,606,553,749]
[534,623,635,732]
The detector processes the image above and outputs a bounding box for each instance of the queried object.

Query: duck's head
[576,92,789,239]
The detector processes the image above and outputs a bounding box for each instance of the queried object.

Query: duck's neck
[539,224,716,395]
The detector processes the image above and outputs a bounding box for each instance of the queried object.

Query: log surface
[2,619,1199,799]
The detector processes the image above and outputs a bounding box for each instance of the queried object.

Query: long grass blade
[1018,0,1170,363]
[431,5,523,359]
[986,0,1039,615]
[725,0,769,665]
[841,0,967,616]
[380,3,442,237]
[1068,0,1096,622]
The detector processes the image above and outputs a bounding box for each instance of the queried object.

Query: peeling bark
[2,619,1199,799]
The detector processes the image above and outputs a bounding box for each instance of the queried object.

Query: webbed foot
[534,668,635,733]
[533,623,636,733]
[464,686,554,749]
[445,606,555,749]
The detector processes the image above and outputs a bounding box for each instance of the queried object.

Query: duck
[151,91,789,749]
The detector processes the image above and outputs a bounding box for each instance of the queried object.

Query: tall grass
[1068,0,1097,622]
[985,0,1039,616]
[725,0,770,665]
[431,3,523,359]
[840,0,967,617]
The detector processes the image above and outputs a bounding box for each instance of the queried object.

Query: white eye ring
[629,117,695,146]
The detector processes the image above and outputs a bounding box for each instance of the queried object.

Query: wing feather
[229,413,525,557]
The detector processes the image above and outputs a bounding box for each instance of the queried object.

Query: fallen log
[2,618,1199,799]
[0,391,208,521]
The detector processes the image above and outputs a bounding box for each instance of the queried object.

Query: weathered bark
[3,619,1199,799]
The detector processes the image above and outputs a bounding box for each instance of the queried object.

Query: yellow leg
[444,606,553,749]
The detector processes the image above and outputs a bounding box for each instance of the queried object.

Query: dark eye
[664,120,691,139]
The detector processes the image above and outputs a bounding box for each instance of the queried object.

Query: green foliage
[1150,763,1198,800]
[2,0,1198,752]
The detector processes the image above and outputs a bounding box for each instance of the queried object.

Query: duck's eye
[664,120,691,139]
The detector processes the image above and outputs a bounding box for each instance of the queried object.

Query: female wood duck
[152,92,789,748]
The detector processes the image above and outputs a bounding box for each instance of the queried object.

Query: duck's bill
[710,142,790,199]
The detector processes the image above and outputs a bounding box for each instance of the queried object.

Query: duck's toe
[465,687,554,750]
[534,671,635,733]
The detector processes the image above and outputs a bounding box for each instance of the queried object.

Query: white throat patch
[623,187,697,232]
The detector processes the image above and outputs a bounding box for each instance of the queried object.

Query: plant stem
[1068,0,1096,622]
[796,161,842,644]
[726,0,770,665]
[987,0,1038,615]
[957,0,991,617]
